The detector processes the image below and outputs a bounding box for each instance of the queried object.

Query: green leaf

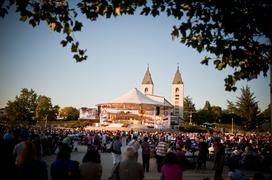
[201,56,211,65]
[141,7,150,16]
[60,40,68,47]
[66,36,73,42]
[171,26,179,40]
[196,45,203,53]
[29,19,36,27]
[166,8,171,16]
[79,49,85,55]
[63,23,71,34]
[20,15,28,22]
[218,61,227,71]
[151,8,159,17]
[213,60,220,66]
[71,42,78,52]
[73,21,83,31]
[0,8,8,18]
[73,54,80,61]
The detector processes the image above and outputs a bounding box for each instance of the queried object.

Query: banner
[79,108,98,120]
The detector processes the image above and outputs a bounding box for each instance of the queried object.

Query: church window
[144,88,148,93]
[175,88,179,93]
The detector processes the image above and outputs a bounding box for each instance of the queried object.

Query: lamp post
[189,110,192,125]
[231,117,234,134]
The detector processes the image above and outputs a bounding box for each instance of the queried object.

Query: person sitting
[227,159,247,180]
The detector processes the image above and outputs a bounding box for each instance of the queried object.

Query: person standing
[51,143,79,180]
[79,148,102,180]
[111,135,122,165]
[155,136,169,172]
[128,135,140,161]
[16,140,48,180]
[197,137,208,169]
[117,146,144,180]
[161,152,184,180]
[141,136,151,172]
[213,137,225,180]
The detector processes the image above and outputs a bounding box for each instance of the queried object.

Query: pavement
[43,140,271,180]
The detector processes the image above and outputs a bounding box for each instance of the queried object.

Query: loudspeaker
[156,106,160,115]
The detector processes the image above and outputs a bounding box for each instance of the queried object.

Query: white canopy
[97,88,173,110]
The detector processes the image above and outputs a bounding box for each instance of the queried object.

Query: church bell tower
[171,65,184,118]
[141,65,154,95]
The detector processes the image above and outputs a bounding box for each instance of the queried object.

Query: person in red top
[161,152,183,180]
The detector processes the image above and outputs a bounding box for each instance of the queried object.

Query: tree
[236,85,260,130]
[194,110,215,124]
[211,106,222,122]
[6,88,38,124]
[35,95,53,123]
[1,0,271,90]
[226,100,237,114]
[50,105,60,121]
[203,101,211,111]
[262,104,271,121]
[183,96,196,123]
[59,106,79,120]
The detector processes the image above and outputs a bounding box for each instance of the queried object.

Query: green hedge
[64,120,99,128]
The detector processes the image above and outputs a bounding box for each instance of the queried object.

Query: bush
[64,120,98,128]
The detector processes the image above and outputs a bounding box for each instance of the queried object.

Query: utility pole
[189,110,192,125]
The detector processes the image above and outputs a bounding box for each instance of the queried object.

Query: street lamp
[189,110,192,125]
[218,118,221,132]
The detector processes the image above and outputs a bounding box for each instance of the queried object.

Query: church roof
[146,94,173,108]
[142,67,153,85]
[172,67,183,84]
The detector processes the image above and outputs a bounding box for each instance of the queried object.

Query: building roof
[142,66,153,85]
[172,67,183,84]
[146,94,173,108]
[97,88,173,110]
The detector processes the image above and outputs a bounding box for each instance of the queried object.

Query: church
[97,66,184,129]
[141,66,184,126]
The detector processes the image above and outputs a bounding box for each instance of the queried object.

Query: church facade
[96,65,184,129]
[141,66,184,120]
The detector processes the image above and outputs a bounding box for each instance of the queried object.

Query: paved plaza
[43,139,271,180]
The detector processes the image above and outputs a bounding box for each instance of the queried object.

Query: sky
[0,8,269,112]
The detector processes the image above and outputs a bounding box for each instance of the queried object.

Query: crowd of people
[0,124,272,180]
